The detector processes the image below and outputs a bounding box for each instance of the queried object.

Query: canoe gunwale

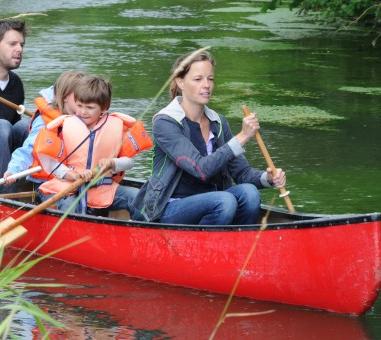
[0,196,380,232]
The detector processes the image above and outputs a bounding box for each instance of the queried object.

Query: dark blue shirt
[172,117,223,198]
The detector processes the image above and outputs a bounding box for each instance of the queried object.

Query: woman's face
[63,92,78,115]
[177,60,214,106]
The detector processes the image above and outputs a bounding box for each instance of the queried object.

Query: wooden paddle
[0,96,34,117]
[0,166,42,185]
[242,105,295,213]
[0,166,106,247]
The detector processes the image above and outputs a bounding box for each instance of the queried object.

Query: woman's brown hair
[169,50,215,99]
[54,70,86,112]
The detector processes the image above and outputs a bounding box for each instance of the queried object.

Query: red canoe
[0,179,380,315]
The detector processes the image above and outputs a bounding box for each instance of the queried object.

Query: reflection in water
[4,250,372,339]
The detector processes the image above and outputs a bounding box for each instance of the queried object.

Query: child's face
[63,93,78,115]
[75,100,104,129]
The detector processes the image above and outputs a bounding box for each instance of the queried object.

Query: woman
[133,51,286,225]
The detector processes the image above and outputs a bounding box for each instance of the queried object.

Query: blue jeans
[0,117,30,177]
[159,183,261,225]
[39,185,139,215]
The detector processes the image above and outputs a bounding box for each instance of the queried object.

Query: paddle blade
[0,217,27,247]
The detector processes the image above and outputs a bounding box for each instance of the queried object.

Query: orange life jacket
[38,113,152,209]
[32,97,61,125]
[32,125,66,179]
[29,97,63,180]
[119,120,153,157]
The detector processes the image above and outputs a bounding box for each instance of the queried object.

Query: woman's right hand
[2,171,16,184]
[236,112,260,146]
[63,170,81,182]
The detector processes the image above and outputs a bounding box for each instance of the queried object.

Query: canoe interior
[0,177,379,230]
[0,178,319,226]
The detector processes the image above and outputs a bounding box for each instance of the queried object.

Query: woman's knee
[215,192,238,218]
[229,183,261,216]
[228,184,261,224]
[239,183,261,205]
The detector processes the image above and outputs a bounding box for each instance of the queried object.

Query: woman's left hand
[266,167,286,188]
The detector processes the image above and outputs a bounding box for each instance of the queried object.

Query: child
[37,74,152,216]
[3,70,85,186]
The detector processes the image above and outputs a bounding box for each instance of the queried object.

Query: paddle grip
[0,96,34,117]
[0,166,42,185]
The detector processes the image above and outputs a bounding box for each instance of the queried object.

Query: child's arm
[5,117,45,181]
[39,155,90,182]
[38,154,72,180]
[98,157,134,173]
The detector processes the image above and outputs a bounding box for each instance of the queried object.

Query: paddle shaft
[0,166,109,236]
[0,166,42,185]
[0,176,88,236]
[242,105,295,213]
[0,96,34,117]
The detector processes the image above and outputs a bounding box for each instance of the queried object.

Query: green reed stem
[209,196,276,340]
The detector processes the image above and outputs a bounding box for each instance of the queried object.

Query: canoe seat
[0,191,38,203]
[108,210,131,220]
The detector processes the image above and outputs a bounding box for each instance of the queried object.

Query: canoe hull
[5,249,370,339]
[1,201,380,315]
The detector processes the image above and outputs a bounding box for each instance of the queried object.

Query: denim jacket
[132,97,270,222]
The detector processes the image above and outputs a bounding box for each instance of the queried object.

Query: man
[0,19,29,179]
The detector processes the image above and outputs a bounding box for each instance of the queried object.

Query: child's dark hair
[74,75,112,111]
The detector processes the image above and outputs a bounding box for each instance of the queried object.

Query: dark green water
[1,1,380,338]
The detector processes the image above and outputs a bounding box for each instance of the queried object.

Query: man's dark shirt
[0,71,24,124]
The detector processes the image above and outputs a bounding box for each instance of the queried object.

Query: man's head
[0,20,26,71]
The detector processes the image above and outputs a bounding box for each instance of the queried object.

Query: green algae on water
[217,100,344,129]
[206,7,262,13]
[192,37,295,52]
[211,81,342,129]
[339,87,381,95]
[218,82,319,99]
[303,62,338,69]
[247,8,337,40]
